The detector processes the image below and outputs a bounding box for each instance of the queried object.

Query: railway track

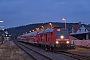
[14,41,54,60]
[15,41,90,60]
[56,51,90,60]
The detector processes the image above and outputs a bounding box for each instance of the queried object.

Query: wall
[76,25,89,34]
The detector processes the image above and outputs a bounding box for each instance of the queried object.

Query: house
[70,23,90,40]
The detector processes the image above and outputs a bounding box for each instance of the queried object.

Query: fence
[72,40,90,48]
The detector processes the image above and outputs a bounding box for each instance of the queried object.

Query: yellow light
[36,28,39,30]
[60,35,64,39]
[41,26,44,30]
[49,23,52,27]
[66,41,69,44]
[49,23,52,25]
[56,41,59,44]
[32,30,34,32]
[57,29,60,31]
[41,26,44,28]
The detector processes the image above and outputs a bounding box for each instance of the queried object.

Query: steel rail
[18,42,54,60]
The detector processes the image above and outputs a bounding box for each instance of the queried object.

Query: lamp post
[62,18,66,29]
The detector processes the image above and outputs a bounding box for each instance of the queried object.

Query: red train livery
[18,27,75,51]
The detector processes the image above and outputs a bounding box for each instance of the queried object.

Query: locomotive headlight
[56,41,59,44]
[60,35,64,39]
[66,41,70,44]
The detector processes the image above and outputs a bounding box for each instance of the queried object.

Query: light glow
[62,18,66,20]
[6,35,7,36]
[60,35,64,39]
[56,41,59,44]
[66,41,70,44]
[0,20,3,22]
[57,29,60,31]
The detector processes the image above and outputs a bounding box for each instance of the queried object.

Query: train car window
[56,29,68,36]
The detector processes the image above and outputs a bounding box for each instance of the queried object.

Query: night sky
[0,0,90,28]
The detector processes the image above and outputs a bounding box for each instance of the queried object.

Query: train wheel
[49,47,52,51]
[45,47,48,51]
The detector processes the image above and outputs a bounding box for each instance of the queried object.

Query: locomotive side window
[56,29,68,36]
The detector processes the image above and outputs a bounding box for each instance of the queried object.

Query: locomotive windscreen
[56,29,68,36]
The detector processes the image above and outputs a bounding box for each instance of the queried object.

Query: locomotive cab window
[56,29,68,36]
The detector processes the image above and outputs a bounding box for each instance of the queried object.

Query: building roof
[83,24,90,31]
[73,24,82,33]
[72,24,90,33]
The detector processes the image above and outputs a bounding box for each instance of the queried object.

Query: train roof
[27,31,38,36]
[21,34,28,37]
[44,27,54,33]
[21,27,67,36]
[38,30,44,34]
[21,30,41,37]
[38,27,60,34]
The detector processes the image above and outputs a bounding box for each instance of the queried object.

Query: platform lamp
[29,31,31,32]
[41,26,44,30]
[49,22,52,27]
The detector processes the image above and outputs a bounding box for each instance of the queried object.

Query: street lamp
[41,26,44,30]
[29,31,31,32]
[62,18,66,29]
[32,30,34,32]
[36,28,39,30]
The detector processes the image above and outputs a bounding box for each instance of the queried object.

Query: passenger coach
[18,27,75,51]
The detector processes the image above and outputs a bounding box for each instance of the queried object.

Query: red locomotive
[18,27,75,51]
